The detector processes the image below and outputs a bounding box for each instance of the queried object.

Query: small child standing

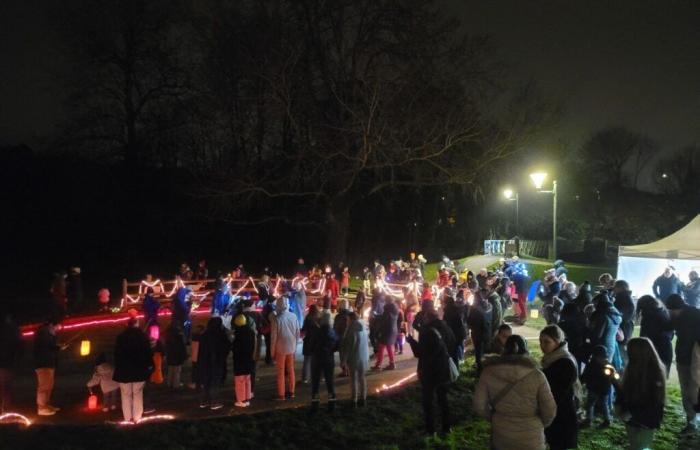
[86,353,120,412]
[165,322,187,389]
[394,306,406,355]
[232,314,256,407]
[581,345,613,428]
[149,332,164,385]
[341,267,351,296]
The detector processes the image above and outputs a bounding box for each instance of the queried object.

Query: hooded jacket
[340,319,369,371]
[271,299,300,357]
[473,355,556,450]
[589,296,622,362]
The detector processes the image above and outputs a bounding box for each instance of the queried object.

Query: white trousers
[119,381,145,422]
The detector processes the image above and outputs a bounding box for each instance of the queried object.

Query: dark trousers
[263,333,272,364]
[311,355,335,399]
[473,338,485,374]
[422,381,450,433]
[200,370,223,405]
[0,369,13,413]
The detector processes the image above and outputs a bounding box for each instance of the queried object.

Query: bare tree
[57,0,193,170]
[195,0,556,261]
[579,126,641,189]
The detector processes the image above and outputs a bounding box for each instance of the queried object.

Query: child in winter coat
[395,306,406,355]
[149,332,164,384]
[341,267,351,296]
[232,314,257,407]
[581,345,613,427]
[86,353,120,412]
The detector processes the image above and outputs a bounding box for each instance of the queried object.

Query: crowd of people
[1,255,700,450]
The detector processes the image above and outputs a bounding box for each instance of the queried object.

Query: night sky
[1,0,699,157]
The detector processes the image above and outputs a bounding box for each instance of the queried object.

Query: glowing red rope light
[0,412,32,426]
[113,414,175,426]
[375,372,417,393]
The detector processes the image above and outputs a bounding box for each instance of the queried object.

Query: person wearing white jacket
[86,353,120,412]
[271,297,300,400]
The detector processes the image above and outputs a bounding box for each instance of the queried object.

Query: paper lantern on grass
[530,309,539,319]
[80,340,91,356]
[88,394,98,410]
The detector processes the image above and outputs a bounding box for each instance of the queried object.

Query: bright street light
[530,172,548,189]
[503,188,514,200]
[530,171,558,260]
[502,188,519,243]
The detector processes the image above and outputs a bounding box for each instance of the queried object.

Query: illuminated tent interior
[617,215,700,297]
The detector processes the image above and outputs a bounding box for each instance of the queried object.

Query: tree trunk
[325,207,350,263]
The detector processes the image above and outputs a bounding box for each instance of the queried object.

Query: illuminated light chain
[375,373,417,393]
[272,276,283,297]
[113,414,175,426]
[0,412,32,427]
[248,277,259,294]
[21,302,213,337]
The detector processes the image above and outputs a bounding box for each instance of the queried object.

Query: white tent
[617,215,700,297]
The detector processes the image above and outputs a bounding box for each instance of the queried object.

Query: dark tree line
[50,0,555,264]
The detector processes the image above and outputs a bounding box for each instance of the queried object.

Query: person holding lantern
[34,319,68,416]
[86,353,119,412]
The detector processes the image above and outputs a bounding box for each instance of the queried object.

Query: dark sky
[1,0,699,156]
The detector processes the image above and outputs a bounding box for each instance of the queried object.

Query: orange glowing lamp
[88,394,98,410]
[80,340,91,356]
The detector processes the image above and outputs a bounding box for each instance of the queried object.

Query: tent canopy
[618,215,700,259]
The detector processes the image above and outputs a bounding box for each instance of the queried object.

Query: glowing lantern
[80,340,91,356]
[88,394,98,410]
[148,325,160,341]
[530,309,539,319]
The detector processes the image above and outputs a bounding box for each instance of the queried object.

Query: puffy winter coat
[377,302,399,345]
[614,290,635,343]
[340,319,369,372]
[639,304,674,372]
[473,355,557,450]
[271,310,300,356]
[589,299,622,363]
[407,319,455,386]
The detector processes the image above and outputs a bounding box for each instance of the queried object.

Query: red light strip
[375,372,417,393]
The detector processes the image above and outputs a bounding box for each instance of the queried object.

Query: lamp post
[502,188,519,237]
[530,172,558,261]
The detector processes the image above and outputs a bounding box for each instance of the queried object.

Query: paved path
[7,312,421,426]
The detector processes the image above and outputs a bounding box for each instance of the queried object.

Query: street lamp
[502,188,519,237]
[530,172,558,260]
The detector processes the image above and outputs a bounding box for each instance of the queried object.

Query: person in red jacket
[326,274,340,311]
[421,282,433,302]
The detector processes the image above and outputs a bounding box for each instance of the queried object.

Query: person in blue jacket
[172,286,192,340]
[652,267,683,304]
[589,293,623,370]
[143,288,160,328]
[211,276,231,316]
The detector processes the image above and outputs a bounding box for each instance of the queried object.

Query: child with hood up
[86,353,120,412]
[232,314,256,407]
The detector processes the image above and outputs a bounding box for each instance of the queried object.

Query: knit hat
[666,294,686,310]
[234,314,247,327]
[276,296,289,312]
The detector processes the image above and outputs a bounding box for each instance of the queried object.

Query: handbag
[432,328,459,383]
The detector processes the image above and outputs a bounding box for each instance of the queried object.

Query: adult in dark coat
[540,325,579,450]
[311,313,337,404]
[442,296,466,363]
[0,313,23,412]
[113,320,153,383]
[172,287,192,339]
[407,312,455,435]
[683,270,700,308]
[33,320,65,414]
[636,295,673,377]
[165,323,188,367]
[368,289,386,354]
[589,293,623,369]
[652,267,683,303]
[143,289,160,328]
[613,280,636,344]
[113,319,153,423]
[373,297,399,370]
[558,303,589,373]
[198,317,230,408]
[574,281,593,313]
[467,293,493,375]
